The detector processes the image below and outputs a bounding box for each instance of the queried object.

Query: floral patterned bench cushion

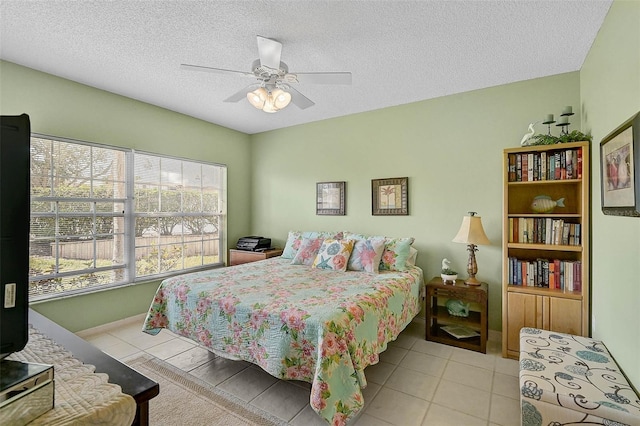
[519,327,640,426]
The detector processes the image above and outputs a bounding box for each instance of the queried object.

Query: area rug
[126,355,288,426]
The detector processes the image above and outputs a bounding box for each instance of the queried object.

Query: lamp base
[464,244,482,286]
[464,276,482,286]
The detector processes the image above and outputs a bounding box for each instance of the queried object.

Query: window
[133,153,225,278]
[28,135,225,300]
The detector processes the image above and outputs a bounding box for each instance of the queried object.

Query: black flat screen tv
[0,114,31,359]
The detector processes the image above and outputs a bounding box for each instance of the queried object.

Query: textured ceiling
[0,1,612,135]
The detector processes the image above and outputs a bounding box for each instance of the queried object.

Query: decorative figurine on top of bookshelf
[524,106,593,146]
[520,121,540,146]
[531,195,565,213]
[542,114,556,136]
[556,106,574,135]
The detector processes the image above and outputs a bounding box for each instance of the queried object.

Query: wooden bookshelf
[502,141,590,359]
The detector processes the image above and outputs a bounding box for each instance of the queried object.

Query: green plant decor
[529,130,593,146]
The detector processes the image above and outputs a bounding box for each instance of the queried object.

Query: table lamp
[452,212,490,285]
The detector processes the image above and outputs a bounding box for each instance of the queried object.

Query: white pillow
[406,247,418,266]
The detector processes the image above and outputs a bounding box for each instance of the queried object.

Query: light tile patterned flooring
[78,316,520,425]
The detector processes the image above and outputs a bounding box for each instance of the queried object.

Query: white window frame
[29,134,226,301]
[130,149,226,282]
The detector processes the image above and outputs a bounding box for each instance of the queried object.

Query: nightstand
[425,276,488,353]
[228,248,283,266]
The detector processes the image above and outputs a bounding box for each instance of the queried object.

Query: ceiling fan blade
[286,86,315,109]
[285,72,352,85]
[256,36,282,70]
[223,84,260,102]
[181,63,254,77]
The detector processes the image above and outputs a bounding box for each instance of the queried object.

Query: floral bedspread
[143,257,423,425]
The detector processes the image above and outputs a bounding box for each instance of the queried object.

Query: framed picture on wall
[372,177,409,215]
[316,181,346,215]
[600,111,640,217]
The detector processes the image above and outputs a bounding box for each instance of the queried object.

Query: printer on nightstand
[236,236,272,252]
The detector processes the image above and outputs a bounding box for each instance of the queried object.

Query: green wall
[1,0,638,390]
[0,60,252,330]
[580,0,640,388]
[250,72,582,333]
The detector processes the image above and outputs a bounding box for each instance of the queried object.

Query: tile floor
[78,316,520,426]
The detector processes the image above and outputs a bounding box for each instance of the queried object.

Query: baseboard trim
[76,312,147,338]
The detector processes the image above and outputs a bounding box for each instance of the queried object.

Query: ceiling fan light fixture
[247,86,291,113]
[271,88,291,109]
[247,87,268,109]
[262,102,278,113]
[183,35,352,115]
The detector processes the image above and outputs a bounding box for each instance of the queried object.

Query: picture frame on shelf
[316,181,345,215]
[600,111,640,217]
[371,177,409,216]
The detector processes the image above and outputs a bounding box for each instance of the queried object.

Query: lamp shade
[452,214,490,245]
[271,88,291,109]
[247,87,268,109]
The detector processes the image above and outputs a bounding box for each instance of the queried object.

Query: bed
[142,231,423,425]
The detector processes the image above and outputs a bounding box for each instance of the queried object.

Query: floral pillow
[282,230,344,259]
[379,237,415,271]
[290,237,325,265]
[346,235,386,273]
[282,231,304,259]
[311,239,355,272]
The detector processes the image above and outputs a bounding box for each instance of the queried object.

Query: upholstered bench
[519,327,640,426]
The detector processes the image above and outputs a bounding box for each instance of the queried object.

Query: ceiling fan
[181,36,352,113]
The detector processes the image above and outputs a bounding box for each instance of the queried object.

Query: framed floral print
[600,111,640,217]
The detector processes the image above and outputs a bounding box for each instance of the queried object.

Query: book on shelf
[508,154,516,182]
[577,149,583,179]
[507,147,582,182]
[508,217,581,245]
[531,153,537,181]
[508,257,581,290]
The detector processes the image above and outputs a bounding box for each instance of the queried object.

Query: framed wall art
[316,181,346,215]
[600,111,640,217]
[372,177,408,216]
